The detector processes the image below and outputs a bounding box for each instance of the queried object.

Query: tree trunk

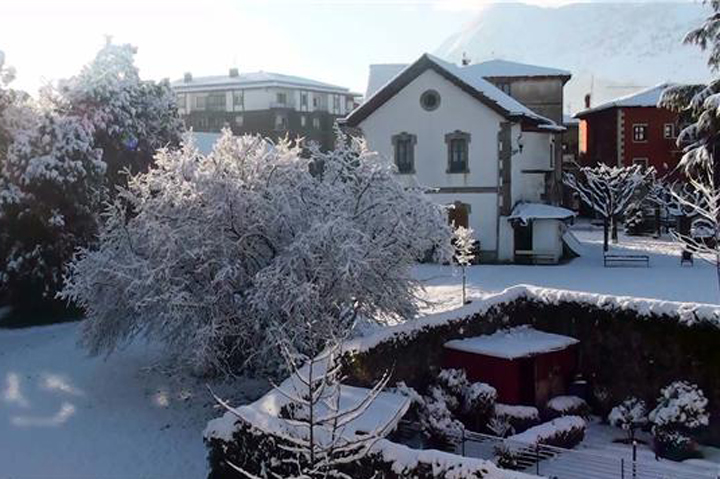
[603,216,609,252]
[611,216,619,243]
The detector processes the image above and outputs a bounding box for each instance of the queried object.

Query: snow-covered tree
[60,130,452,374]
[213,339,396,479]
[608,397,648,443]
[563,164,655,251]
[0,112,104,309]
[453,226,475,305]
[47,40,183,188]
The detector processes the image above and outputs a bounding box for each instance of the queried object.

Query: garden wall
[342,286,720,444]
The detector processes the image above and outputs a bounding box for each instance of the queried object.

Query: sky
[0,0,695,97]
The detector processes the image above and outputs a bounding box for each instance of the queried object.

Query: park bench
[515,250,558,265]
[603,253,650,268]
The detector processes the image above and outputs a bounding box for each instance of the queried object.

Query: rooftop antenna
[461,52,471,66]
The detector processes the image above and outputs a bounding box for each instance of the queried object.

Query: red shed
[443,326,578,407]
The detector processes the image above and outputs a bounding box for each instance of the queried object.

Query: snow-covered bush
[435,368,497,430]
[546,395,590,419]
[61,130,452,374]
[507,415,586,450]
[0,112,104,309]
[493,404,540,434]
[487,416,514,438]
[608,397,648,443]
[649,381,709,460]
[453,225,475,304]
[649,381,709,432]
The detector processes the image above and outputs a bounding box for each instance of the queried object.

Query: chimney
[183,72,192,83]
[584,93,591,109]
[229,68,239,78]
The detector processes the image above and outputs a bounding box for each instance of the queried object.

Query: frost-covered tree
[453,226,475,305]
[0,112,104,310]
[61,130,452,374]
[563,164,654,251]
[47,40,183,188]
[609,397,648,443]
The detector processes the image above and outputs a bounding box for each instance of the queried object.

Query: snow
[576,83,675,117]
[508,203,576,223]
[355,54,563,132]
[547,396,587,414]
[205,378,411,445]
[495,404,540,421]
[172,70,352,94]
[0,321,268,479]
[444,326,578,360]
[508,415,586,445]
[364,59,570,99]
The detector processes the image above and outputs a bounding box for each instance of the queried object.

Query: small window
[301,92,308,108]
[392,132,416,174]
[235,115,244,127]
[300,115,306,127]
[275,114,288,130]
[176,93,186,109]
[664,123,675,139]
[276,92,287,105]
[445,131,470,173]
[194,95,207,111]
[420,90,441,111]
[633,124,648,142]
[313,97,319,108]
[313,117,321,129]
[632,158,649,169]
[232,91,244,110]
[333,95,341,113]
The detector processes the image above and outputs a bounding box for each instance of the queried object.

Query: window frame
[445,130,471,174]
[232,90,244,111]
[632,157,649,169]
[663,123,675,139]
[632,123,648,143]
[420,89,441,112]
[392,132,417,174]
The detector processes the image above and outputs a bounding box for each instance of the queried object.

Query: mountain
[435,2,713,114]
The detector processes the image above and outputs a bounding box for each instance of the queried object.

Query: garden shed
[443,326,579,407]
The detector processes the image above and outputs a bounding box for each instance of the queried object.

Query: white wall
[358,69,508,253]
[533,220,562,260]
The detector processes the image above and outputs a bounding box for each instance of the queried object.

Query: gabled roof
[575,83,675,118]
[508,202,576,224]
[345,54,563,131]
[463,59,571,81]
[172,71,353,94]
[364,58,571,99]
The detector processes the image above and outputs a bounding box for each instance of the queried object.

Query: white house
[343,54,576,264]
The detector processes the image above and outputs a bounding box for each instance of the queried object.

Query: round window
[420,90,441,111]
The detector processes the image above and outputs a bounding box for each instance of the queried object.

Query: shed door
[518,358,536,405]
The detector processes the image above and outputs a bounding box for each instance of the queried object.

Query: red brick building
[576,83,682,175]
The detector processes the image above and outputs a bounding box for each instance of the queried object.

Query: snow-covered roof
[444,326,579,360]
[347,54,562,131]
[463,59,571,79]
[575,83,675,118]
[172,71,353,94]
[364,59,571,99]
[563,114,580,126]
[508,203,576,223]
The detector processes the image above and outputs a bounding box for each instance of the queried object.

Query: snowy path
[0,322,267,479]
[416,226,720,314]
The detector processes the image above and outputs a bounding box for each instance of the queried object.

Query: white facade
[346,55,572,263]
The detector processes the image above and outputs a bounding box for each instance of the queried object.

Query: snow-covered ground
[416,224,720,314]
[0,226,716,479]
[0,322,267,479]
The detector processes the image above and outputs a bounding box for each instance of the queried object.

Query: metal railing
[395,421,719,479]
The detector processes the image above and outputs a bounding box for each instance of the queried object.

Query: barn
[443,326,579,407]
